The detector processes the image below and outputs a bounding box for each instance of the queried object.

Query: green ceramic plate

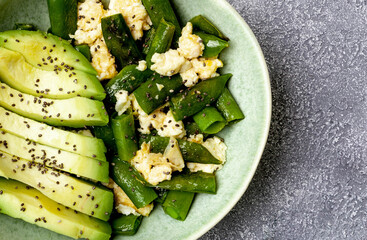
[0,0,271,239]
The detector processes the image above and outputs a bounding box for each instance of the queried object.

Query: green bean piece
[194,31,229,58]
[154,188,169,204]
[14,23,37,31]
[142,27,156,55]
[163,191,195,221]
[150,172,217,194]
[193,106,226,134]
[47,0,77,40]
[142,0,181,45]
[133,72,184,114]
[170,74,232,121]
[101,14,142,70]
[105,65,153,112]
[112,215,143,236]
[139,135,221,164]
[91,124,117,157]
[111,112,138,161]
[74,44,91,61]
[185,122,208,138]
[216,88,245,123]
[111,157,158,208]
[146,18,175,67]
[190,15,228,40]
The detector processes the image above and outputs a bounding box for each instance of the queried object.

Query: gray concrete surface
[201,1,367,239]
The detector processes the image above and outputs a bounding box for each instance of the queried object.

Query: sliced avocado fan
[0,30,97,75]
[0,178,112,240]
[0,132,109,182]
[0,47,105,100]
[0,151,114,221]
[0,82,109,128]
[0,107,107,161]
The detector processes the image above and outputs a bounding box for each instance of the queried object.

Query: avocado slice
[0,107,107,161]
[0,47,105,100]
[0,82,109,127]
[0,132,109,182]
[0,178,111,240]
[0,30,97,75]
[0,151,113,221]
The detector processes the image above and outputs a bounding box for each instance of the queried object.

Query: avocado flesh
[0,30,97,75]
[0,132,109,182]
[0,107,107,161]
[0,47,105,100]
[0,151,113,221]
[0,178,112,240]
[0,82,109,127]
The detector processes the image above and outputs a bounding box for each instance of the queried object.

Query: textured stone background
[201,0,367,239]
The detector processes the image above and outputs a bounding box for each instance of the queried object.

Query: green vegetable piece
[216,87,245,123]
[154,188,169,204]
[91,124,117,157]
[142,0,181,45]
[151,172,217,194]
[194,31,229,58]
[170,74,232,121]
[185,121,207,137]
[101,14,142,70]
[0,131,109,182]
[142,27,156,55]
[111,112,138,161]
[112,215,143,236]
[0,47,105,100]
[193,106,226,134]
[0,30,97,75]
[111,157,158,208]
[163,191,195,221]
[0,151,114,221]
[146,18,175,67]
[74,44,91,61]
[0,178,112,240]
[105,65,153,111]
[0,107,107,161]
[0,82,109,128]
[14,23,37,31]
[47,0,78,40]
[190,15,228,40]
[134,72,184,115]
[139,135,221,164]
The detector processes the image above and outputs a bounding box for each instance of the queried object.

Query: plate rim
[189,1,272,239]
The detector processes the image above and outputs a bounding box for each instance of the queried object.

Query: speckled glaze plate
[0,0,271,239]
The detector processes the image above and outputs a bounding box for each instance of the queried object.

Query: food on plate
[0,0,245,238]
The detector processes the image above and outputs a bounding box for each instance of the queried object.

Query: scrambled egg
[104,179,154,216]
[90,38,118,79]
[156,83,164,91]
[130,140,184,185]
[178,22,205,59]
[191,58,223,80]
[136,60,147,71]
[151,49,186,76]
[150,22,223,86]
[187,136,227,173]
[115,90,132,115]
[180,61,199,87]
[131,98,186,138]
[109,0,152,40]
[187,134,204,144]
[71,0,105,45]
